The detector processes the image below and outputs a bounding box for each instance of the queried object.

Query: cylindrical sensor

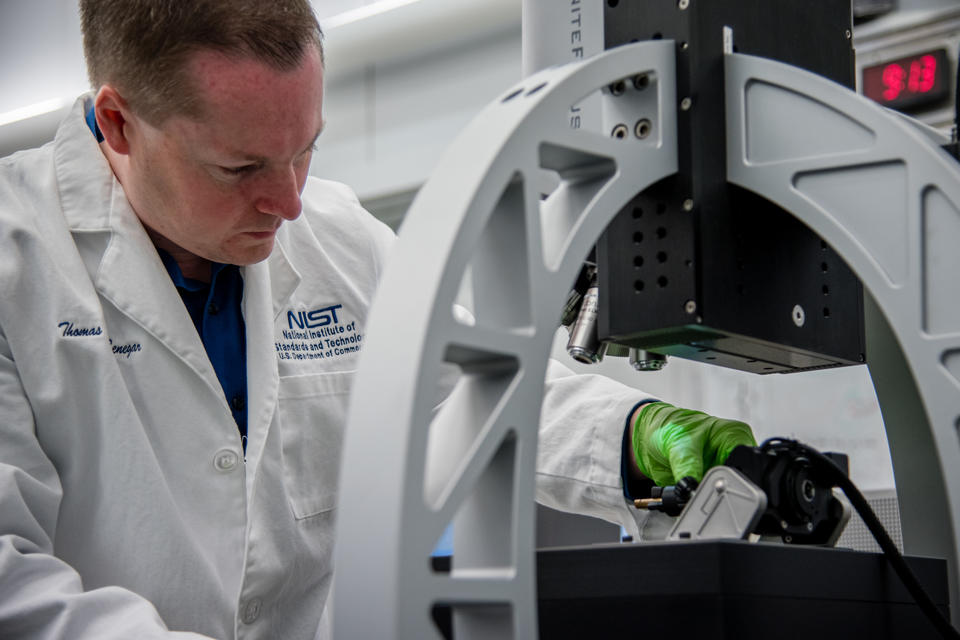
[567,285,605,364]
[629,348,667,371]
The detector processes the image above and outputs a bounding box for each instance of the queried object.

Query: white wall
[0,0,86,156]
[0,0,86,114]
[314,26,521,201]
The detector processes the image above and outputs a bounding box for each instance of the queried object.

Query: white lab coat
[0,96,651,640]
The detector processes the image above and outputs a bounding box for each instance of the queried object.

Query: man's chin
[224,237,276,266]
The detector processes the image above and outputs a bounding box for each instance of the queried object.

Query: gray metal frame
[724,50,960,620]
[333,43,960,638]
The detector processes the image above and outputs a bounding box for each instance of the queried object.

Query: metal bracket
[666,466,768,542]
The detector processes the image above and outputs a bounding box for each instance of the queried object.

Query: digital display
[861,48,950,112]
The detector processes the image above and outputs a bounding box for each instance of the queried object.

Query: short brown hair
[80,0,324,124]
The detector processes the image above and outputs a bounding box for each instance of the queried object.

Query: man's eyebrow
[230,125,326,163]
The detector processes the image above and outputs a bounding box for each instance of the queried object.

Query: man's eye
[220,164,257,176]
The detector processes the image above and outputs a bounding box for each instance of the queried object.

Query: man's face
[122,45,325,267]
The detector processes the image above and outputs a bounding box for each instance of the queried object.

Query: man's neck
[146,227,212,282]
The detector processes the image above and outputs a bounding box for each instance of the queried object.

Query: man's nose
[255,167,303,220]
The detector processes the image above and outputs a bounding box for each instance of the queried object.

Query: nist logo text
[287,304,343,329]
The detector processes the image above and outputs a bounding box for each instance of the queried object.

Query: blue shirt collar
[84,104,105,143]
[156,248,230,291]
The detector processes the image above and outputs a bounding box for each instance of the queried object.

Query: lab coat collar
[244,227,299,477]
[55,95,114,232]
[266,241,301,319]
[239,261,276,476]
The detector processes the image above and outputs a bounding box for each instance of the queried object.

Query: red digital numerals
[881,54,937,102]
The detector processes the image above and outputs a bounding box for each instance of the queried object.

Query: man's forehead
[185,45,324,102]
[175,45,325,155]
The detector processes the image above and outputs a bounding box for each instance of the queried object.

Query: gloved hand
[630,402,757,486]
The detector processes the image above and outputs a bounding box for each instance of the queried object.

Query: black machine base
[433,541,949,639]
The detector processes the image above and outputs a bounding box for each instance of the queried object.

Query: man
[0,1,754,638]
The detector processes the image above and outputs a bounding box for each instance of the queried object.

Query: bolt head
[682,198,694,211]
[634,119,652,139]
[684,300,697,314]
[680,97,693,111]
[679,0,690,9]
[792,304,806,327]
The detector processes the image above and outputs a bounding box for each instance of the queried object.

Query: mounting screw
[634,119,652,139]
[632,73,650,90]
[678,0,690,9]
[845,29,852,39]
[685,300,697,314]
[611,123,629,139]
[609,80,626,96]
[792,304,806,327]
[682,198,694,211]
[680,96,693,111]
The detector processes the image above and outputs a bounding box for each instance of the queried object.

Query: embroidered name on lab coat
[109,339,142,359]
[58,321,103,337]
[57,321,142,359]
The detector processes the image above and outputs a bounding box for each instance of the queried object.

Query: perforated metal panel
[837,489,905,553]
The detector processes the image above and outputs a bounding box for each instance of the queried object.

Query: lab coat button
[241,598,262,624]
[207,302,220,315]
[214,449,239,472]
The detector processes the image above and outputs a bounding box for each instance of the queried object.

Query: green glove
[631,402,757,486]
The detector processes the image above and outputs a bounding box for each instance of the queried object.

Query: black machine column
[597,0,866,374]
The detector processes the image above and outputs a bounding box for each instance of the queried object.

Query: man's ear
[94,85,134,155]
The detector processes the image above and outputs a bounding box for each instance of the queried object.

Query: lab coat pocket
[278,370,355,520]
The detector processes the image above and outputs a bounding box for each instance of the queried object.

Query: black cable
[761,438,960,640]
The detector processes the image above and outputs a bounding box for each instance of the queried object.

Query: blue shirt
[157,251,249,443]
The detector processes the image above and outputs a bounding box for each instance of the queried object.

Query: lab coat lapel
[241,246,300,478]
[95,183,223,394]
